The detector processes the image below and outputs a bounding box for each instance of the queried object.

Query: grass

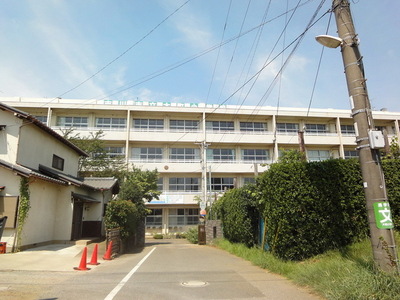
[214,236,400,300]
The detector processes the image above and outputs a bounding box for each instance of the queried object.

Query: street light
[315,35,343,48]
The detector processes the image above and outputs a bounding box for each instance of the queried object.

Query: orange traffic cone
[74,247,91,271]
[88,244,100,265]
[103,241,113,260]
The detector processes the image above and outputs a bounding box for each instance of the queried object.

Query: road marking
[104,247,156,300]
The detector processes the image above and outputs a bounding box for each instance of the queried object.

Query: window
[52,154,64,171]
[56,116,88,128]
[276,123,299,133]
[34,115,47,124]
[170,120,199,131]
[341,124,355,135]
[146,209,163,226]
[131,147,163,161]
[344,150,359,159]
[104,146,125,158]
[206,121,234,132]
[96,118,126,129]
[157,178,163,191]
[211,177,235,191]
[169,148,199,162]
[240,122,267,132]
[307,150,330,162]
[133,119,164,131]
[207,149,235,162]
[168,208,199,226]
[169,177,199,192]
[243,177,256,185]
[241,149,269,162]
[305,124,328,134]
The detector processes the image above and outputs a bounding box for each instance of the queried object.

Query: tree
[62,129,127,178]
[278,149,306,163]
[118,167,161,216]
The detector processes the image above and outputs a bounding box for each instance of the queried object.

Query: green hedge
[212,185,259,247]
[258,158,369,261]
[382,159,400,231]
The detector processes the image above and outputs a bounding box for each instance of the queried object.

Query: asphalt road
[0,239,322,300]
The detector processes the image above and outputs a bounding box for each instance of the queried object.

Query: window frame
[131,147,163,162]
[240,122,267,132]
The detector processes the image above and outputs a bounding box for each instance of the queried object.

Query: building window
[168,208,199,226]
[131,147,163,162]
[240,122,267,132]
[170,120,199,131]
[34,115,47,124]
[207,149,235,162]
[341,124,355,135]
[206,121,234,132]
[56,116,88,128]
[169,177,199,192]
[344,150,359,159]
[305,124,328,134]
[157,177,163,191]
[52,154,64,171]
[104,146,125,158]
[96,118,126,129]
[307,150,330,162]
[211,177,235,191]
[276,123,299,133]
[133,119,164,131]
[169,148,199,162]
[243,177,256,185]
[146,209,163,226]
[241,149,269,162]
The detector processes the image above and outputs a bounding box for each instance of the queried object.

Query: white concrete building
[2,97,400,235]
[0,102,118,251]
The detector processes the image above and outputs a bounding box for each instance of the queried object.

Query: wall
[0,110,22,164]
[17,124,80,177]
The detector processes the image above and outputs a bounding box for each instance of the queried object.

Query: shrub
[153,233,163,239]
[104,199,140,239]
[186,227,198,244]
[258,158,368,260]
[215,185,259,247]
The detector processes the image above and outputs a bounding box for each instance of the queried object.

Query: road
[0,239,321,300]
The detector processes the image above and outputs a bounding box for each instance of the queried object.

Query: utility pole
[324,0,398,272]
[196,140,210,211]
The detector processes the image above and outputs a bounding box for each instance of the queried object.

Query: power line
[40,0,192,107]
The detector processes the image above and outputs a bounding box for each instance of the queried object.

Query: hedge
[258,158,369,261]
[212,185,259,247]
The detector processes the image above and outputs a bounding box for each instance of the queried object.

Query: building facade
[2,97,400,235]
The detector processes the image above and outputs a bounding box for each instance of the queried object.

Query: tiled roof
[83,177,119,193]
[0,160,67,185]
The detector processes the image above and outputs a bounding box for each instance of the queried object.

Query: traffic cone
[74,247,91,271]
[88,244,100,265]
[103,241,113,260]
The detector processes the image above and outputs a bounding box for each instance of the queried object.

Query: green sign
[373,202,394,229]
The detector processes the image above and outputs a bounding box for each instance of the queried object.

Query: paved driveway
[0,239,322,299]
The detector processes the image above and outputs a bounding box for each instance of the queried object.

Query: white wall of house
[18,125,80,176]
[0,168,20,249]
[0,111,22,164]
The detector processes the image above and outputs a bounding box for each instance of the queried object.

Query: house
[0,102,118,252]
[1,97,400,235]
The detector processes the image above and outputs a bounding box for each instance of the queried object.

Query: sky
[0,0,399,112]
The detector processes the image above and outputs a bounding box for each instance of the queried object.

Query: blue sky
[0,0,399,111]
